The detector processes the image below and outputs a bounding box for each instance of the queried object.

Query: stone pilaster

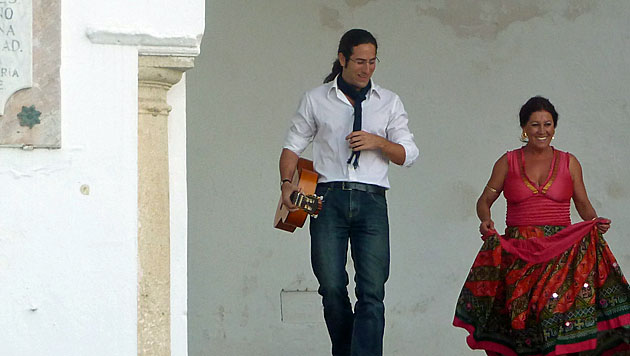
[137,55,194,356]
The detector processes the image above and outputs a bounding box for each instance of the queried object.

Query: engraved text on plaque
[0,0,32,115]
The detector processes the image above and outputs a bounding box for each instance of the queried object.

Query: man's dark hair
[323,29,378,83]
[519,96,559,127]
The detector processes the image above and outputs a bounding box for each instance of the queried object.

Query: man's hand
[281,181,300,212]
[345,131,406,165]
[346,131,386,151]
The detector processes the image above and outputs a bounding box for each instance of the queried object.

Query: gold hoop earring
[520,131,528,142]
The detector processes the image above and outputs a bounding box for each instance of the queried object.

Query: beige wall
[187,1,630,354]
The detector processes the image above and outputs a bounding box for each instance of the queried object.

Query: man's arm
[281,91,317,210]
[383,95,419,167]
[279,148,300,210]
[345,131,406,165]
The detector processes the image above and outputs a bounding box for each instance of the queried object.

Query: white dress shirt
[283,77,419,189]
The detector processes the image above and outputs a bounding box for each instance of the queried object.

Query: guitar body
[274,158,320,232]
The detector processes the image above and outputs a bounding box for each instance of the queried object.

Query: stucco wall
[188,1,630,355]
[169,76,190,356]
[0,0,203,354]
[0,13,139,356]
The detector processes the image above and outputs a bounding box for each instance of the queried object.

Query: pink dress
[453,147,630,356]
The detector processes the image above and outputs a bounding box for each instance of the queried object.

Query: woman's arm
[569,154,610,233]
[477,153,508,235]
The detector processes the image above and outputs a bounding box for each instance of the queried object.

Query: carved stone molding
[87,29,202,57]
[138,56,195,117]
[137,55,194,356]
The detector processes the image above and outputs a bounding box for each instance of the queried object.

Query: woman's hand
[595,217,611,234]
[479,219,496,236]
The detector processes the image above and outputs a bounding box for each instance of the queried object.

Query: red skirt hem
[453,316,630,356]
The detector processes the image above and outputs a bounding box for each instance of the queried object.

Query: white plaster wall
[84,0,204,39]
[169,76,189,356]
[0,0,203,355]
[188,1,630,355]
[0,3,139,355]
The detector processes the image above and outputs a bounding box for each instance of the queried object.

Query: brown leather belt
[317,181,386,196]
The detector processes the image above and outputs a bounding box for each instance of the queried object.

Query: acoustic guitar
[274,158,323,232]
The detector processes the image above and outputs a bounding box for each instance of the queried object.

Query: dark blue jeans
[310,185,390,356]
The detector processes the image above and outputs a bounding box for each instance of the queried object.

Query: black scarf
[337,75,371,169]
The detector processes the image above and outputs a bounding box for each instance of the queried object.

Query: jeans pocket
[367,191,387,208]
[315,186,332,202]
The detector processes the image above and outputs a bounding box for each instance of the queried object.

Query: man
[279,29,419,356]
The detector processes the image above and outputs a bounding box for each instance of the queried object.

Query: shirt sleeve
[386,95,419,167]
[283,93,317,155]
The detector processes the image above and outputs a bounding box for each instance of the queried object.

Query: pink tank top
[503,147,573,227]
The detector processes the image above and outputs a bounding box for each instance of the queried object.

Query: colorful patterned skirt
[453,220,630,355]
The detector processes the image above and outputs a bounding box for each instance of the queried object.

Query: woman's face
[524,110,555,149]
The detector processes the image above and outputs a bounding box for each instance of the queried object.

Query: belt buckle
[341,182,352,191]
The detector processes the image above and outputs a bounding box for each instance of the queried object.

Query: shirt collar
[328,74,381,100]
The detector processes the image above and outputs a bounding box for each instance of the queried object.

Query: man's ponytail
[324,59,343,83]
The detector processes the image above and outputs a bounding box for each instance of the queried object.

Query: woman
[453,96,630,355]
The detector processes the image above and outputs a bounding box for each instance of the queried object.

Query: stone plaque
[0,0,32,114]
[0,0,60,148]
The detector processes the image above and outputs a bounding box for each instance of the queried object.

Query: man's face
[339,43,377,89]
